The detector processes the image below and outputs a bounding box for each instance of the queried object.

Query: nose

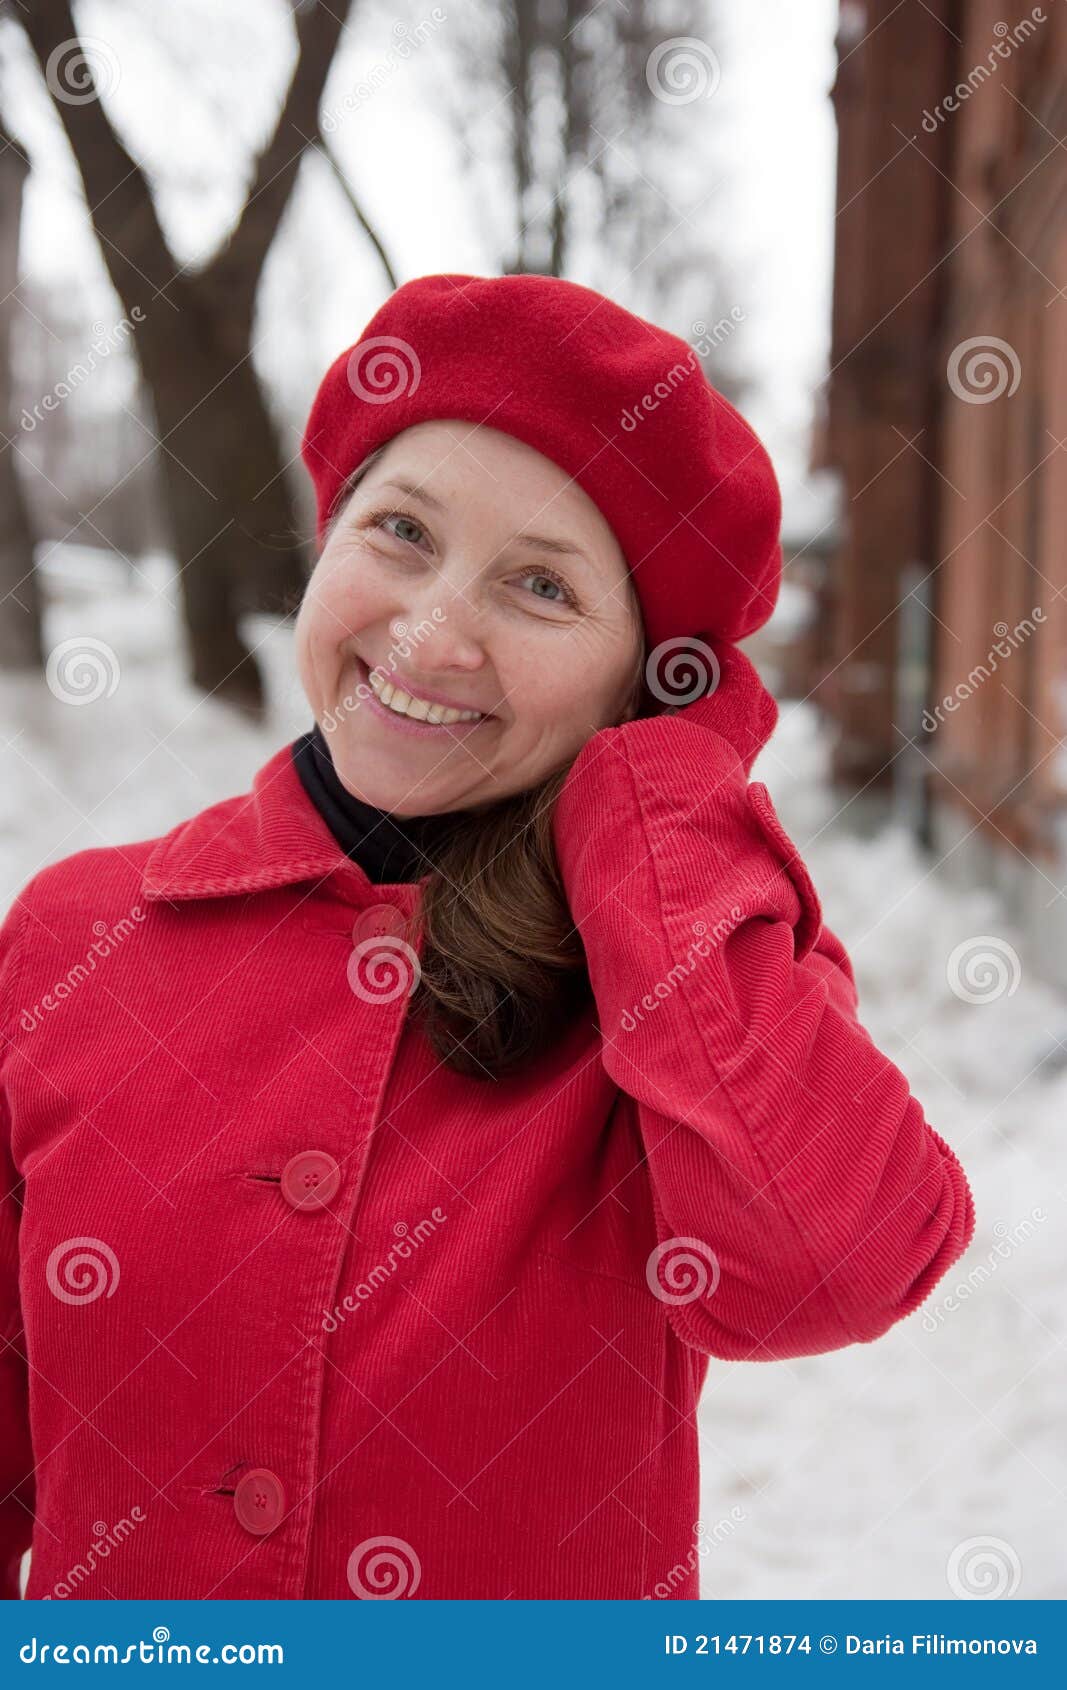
[396,571,489,675]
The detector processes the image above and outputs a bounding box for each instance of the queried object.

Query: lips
[361,655,493,719]
[353,655,494,737]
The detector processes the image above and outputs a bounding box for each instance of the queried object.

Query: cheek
[299,552,384,654]
[510,661,597,740]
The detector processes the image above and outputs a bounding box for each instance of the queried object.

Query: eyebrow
[375,477,446,512]
[374,477,595,566]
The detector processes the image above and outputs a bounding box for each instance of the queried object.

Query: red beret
[300,272,782,653]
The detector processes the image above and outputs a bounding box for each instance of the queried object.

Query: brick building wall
[820,0,1067,979]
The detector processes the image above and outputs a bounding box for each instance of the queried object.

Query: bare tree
[18,0,357,715]
[444,0,712,290]
[0,105,43,672]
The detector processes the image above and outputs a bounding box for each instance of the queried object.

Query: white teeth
[367,667,483,725]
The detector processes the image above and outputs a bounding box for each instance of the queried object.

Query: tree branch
[204,0,355,300]
[314,125,398,290]
[18,0,178,307]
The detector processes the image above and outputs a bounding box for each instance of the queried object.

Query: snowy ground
[703,684,1067,1601]
[5,546,1065,1600]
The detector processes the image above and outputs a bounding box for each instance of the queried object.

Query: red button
[351,902,407,945]
[233,1468,285,1536]
[279,1150,341,1211]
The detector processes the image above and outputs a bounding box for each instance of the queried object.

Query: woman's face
[294,419,644,817]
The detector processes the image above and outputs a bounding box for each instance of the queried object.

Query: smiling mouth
[354,656,495,732]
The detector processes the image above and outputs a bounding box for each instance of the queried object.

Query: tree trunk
[19,0,358,716]
[0,111,43,672]
[133,282,309,707]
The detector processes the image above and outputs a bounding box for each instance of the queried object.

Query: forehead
[375,419,565,486]
[369,421,629,556]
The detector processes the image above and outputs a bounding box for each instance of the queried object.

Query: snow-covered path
[696,697,1066,1600]
[4,551,1064,1600]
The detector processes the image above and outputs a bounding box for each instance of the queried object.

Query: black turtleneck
[290,723,465,884]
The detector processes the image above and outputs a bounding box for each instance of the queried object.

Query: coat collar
[140,741,418,904]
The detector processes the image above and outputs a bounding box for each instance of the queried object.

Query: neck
[290,722,462,885]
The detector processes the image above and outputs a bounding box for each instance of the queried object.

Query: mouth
[353,655,496,739]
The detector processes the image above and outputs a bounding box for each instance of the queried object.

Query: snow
[701,707,1067,1600]
[5,547,1064,1600]
[1,546,310,895]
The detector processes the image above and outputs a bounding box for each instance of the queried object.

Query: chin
[330,746,423,815]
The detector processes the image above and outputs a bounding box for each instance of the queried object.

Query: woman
[0,273,974,1602]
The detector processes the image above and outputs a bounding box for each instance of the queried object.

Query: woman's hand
[549,635,976,1363]
[557,635,779,848]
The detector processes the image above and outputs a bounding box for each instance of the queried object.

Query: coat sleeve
[0,890,35,1597]
[552,711,976,1364]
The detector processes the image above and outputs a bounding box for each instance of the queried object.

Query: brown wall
[822,0,1066,883]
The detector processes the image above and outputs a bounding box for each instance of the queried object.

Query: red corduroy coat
[0,649,975,1601]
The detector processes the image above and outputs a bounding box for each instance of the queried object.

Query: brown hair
[314,448,658,1081]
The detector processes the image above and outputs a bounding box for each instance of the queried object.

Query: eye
[512,564,580,612]
[365,507,427,549]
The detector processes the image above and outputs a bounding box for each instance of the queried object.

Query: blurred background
[2,0,1065,1599]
